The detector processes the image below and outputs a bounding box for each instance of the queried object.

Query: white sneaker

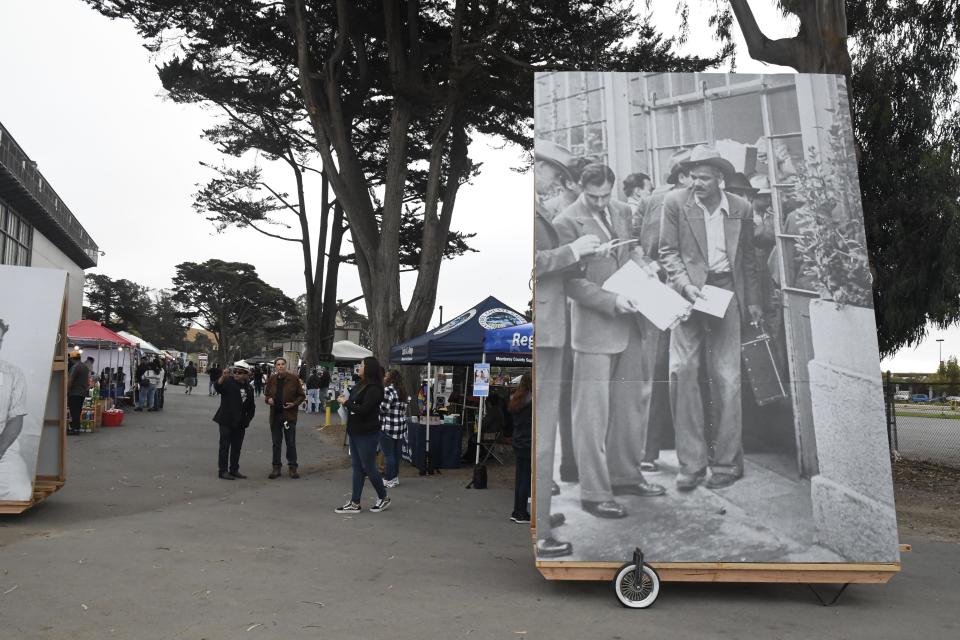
[370,497,391,513]
[384,478,399,488]
[334,501,361,514]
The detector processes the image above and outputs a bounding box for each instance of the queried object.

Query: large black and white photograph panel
[533,71,899,564]
[0,266,67,503]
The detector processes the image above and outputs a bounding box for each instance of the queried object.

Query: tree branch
[728,0,804,69]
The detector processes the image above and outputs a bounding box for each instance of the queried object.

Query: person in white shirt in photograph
[0,318,31,502]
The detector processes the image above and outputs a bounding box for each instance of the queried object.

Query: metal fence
[884,380,960,467]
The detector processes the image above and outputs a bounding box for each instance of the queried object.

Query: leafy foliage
[171,259,301,363]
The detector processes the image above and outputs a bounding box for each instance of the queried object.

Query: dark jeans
[270,416,298,467]
[68,394,85,431]
[513,446,532,517]
[380,432,402,480]
[349,432,386,502]
[218,424,246,473]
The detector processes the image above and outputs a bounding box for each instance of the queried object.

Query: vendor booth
[390,297,528,473]
[332,340,372,362]
[67,320,135,411]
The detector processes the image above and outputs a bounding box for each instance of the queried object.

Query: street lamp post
[937,338,945,365]
[439,305,444,327]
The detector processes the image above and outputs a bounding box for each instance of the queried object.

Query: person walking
[508,373,533,524]
[67,356,94,434]
[208,362,221,396]
[252,364,264,397]
[183,361,198,395]
[264,357,306,479]
[213,365,256,479]
[153,358,167,411]
[335,356,390,514]
[379,369,408,488]
[305,368,323,413]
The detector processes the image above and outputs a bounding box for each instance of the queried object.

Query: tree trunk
[728,0,851,74]
[319,203,346,355]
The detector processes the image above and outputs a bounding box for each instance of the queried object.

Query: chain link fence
[884,380,960,467]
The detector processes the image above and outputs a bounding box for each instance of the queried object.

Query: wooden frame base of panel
[536,545,910,584]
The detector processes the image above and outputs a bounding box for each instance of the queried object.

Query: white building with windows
[0,121,98,322]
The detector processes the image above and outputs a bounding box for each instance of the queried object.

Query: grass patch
[896,411,960,420]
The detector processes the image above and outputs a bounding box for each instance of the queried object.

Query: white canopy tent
[332,340,373,362]
[117,331,163,356]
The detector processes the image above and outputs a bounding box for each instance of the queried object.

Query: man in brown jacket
[264,357,307,478]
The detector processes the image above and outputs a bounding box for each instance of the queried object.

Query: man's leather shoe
[218,471,234,480]
[229,471,247,479]
[288,466,300,479]
[537,537,573,558]
[706,472,741,489]
[551,481,560,496]
[613,482,667,497]
[550,513,566,528]
[581,500,627,519]
[676,471,706,492]
[268,466,282,479]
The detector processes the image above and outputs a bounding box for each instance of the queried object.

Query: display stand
[0,292,68,515]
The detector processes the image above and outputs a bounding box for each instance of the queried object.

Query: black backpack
[466,463,487,489]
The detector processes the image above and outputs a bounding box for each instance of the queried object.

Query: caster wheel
[613,562,660,608]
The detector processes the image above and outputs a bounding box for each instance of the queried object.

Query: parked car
[894,391,910,401]
[946,396,960,403]
[911,394,929,402]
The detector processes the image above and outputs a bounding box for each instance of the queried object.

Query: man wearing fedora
[659,145,763,491]
[553,162,666,520]
[533,138,601,557]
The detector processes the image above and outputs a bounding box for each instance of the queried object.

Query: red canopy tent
[67,320,135,402]
[67,320,133,346]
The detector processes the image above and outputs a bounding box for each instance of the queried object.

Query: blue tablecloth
[404,418,462,470]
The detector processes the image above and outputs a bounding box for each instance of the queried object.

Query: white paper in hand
[337,405,349,424]
[692,285,734,318]
[603,262,693,331]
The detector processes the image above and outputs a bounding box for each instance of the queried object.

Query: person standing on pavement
[183,361,198,395]
[318,367,331,406]
[379,369,408,488]
[335,356,390,514]
[508,373,533,524]
[213,365,256,480]
[67,356,94,434]
[264,357,306,479]
[305,368,323,413]
[139,360,163,412]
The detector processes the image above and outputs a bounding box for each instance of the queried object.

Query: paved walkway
[1,391,958,639]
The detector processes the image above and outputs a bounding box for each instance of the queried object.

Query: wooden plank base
[0,480,64,515]
[537,561,901,584]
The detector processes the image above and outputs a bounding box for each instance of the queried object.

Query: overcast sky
[0,0,951,371]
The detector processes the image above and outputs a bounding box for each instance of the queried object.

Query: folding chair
[477,422,504,465]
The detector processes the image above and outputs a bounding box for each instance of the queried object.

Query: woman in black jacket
[508,373,533,524]
[335,356,390,514]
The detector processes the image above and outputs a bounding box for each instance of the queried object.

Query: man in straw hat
[659,144,763,491]
[553,162,667,521]
[533,138,603,557]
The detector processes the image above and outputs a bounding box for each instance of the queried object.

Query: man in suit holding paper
[659,145,763,491]
[533,139,601,556]
[553,163,666,520]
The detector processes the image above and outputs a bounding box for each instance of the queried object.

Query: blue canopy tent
[389,297,528,472]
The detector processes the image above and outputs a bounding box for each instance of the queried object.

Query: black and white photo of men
[534,71,899,564]
[0,318,31,502]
